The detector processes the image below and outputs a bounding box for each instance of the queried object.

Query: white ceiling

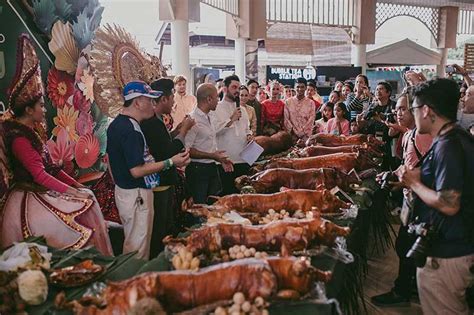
[378,0,474,10]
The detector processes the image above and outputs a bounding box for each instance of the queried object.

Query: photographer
[397,78,474,315]
[357,81,398,170]
[371,88,433,307]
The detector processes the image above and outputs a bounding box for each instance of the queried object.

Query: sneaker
[371,290,410,307]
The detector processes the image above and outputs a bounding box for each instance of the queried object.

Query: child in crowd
[350,118,360,135]
[313,102,334,134]
[326,102,350,136]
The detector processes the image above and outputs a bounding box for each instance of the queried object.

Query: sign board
[464,44,474,73]
[266,66,317,86]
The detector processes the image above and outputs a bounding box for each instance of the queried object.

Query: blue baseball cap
[123,81,162,101]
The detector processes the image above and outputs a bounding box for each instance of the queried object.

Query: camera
[406,221,438,268]
[380,171,397,191]
[445,65,455,74]
[384,113,396,124]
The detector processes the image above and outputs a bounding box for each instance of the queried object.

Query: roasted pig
[72,257,331,314]
[254,131,293,155]
[292,143,383,158]
[305,133,384,148]
[235,168,360,193]
[183,189,350,218]
[257,152,377,173]
[164,215,350,256]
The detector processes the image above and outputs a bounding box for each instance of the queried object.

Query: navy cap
[123,81,162,101]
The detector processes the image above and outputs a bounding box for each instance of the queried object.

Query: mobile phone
[446,65,455,74]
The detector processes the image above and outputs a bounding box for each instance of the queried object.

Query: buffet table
[20,177,392,315]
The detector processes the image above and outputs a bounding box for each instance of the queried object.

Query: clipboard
[239,140,264,165]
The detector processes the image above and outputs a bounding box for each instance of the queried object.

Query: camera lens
[406,236,429,268]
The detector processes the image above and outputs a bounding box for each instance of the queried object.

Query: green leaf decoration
[54,0,72,22]
[71,5,104,50]
[32,0,58,34]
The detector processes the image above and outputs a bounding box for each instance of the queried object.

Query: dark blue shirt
[416,126,474,258]
[106,115,160,189]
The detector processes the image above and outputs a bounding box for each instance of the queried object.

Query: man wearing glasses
[397,78,474,314]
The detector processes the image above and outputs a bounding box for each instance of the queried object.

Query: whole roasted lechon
[183,189,350,218]
[235,168,361,193]
[164,215,350,256]
[292,143,383,159]
[256,152,377,174]
[254,131,293,155]
[71,257,331,314]
[305,133,384,147]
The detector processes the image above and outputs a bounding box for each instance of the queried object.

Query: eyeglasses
[408,105,424,113]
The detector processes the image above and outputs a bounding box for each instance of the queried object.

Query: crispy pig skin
[235,168,360,193]
[184,189,350,218]
[165,215,350,255]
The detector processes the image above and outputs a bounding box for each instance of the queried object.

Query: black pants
[149,186,175,259]
[219,163,250,195]
[393,224,417,298]
[185,162,222,204]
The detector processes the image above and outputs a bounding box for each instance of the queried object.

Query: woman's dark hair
[343,81,354,91]
[412,78,459,121]
[334,101,348,115]
[322,102,334,122]
[377,81,393,96]
[11,95,41,117]
[239,85,249,92]
[330,90,341,97]
[356,74,369,86]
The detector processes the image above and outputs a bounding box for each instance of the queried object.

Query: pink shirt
[172,93,197,129]
[284,97,316,139]
[402,130,433,168]
[12,137,77,193]
[326,118,350,136]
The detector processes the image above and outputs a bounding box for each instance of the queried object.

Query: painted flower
[76,112,94,136]
[47,67,74,108]
[47,128,75,175]
[77,67,95,102]
[72,88,91,112]
[53,105,79,142]
[75,133,100,169]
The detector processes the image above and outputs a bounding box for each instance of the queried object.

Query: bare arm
[410,182,461,216]
[129,161,165,179]
[189,148,217,161]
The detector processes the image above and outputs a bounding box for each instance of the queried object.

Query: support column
[171,19,191,83]
[352,44,367,74]
[235,37,246,82]
[437,48,448,77]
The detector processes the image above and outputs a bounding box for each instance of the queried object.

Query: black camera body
[385,113,396,124]
[380,171,397,191]
[406,221,439,268]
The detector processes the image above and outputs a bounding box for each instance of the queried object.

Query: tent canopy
[367,38,442,66]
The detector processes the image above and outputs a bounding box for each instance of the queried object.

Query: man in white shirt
[185,83,233,204]
[212,75,253,195]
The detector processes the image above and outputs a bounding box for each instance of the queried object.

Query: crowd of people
[1,42,473,314]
